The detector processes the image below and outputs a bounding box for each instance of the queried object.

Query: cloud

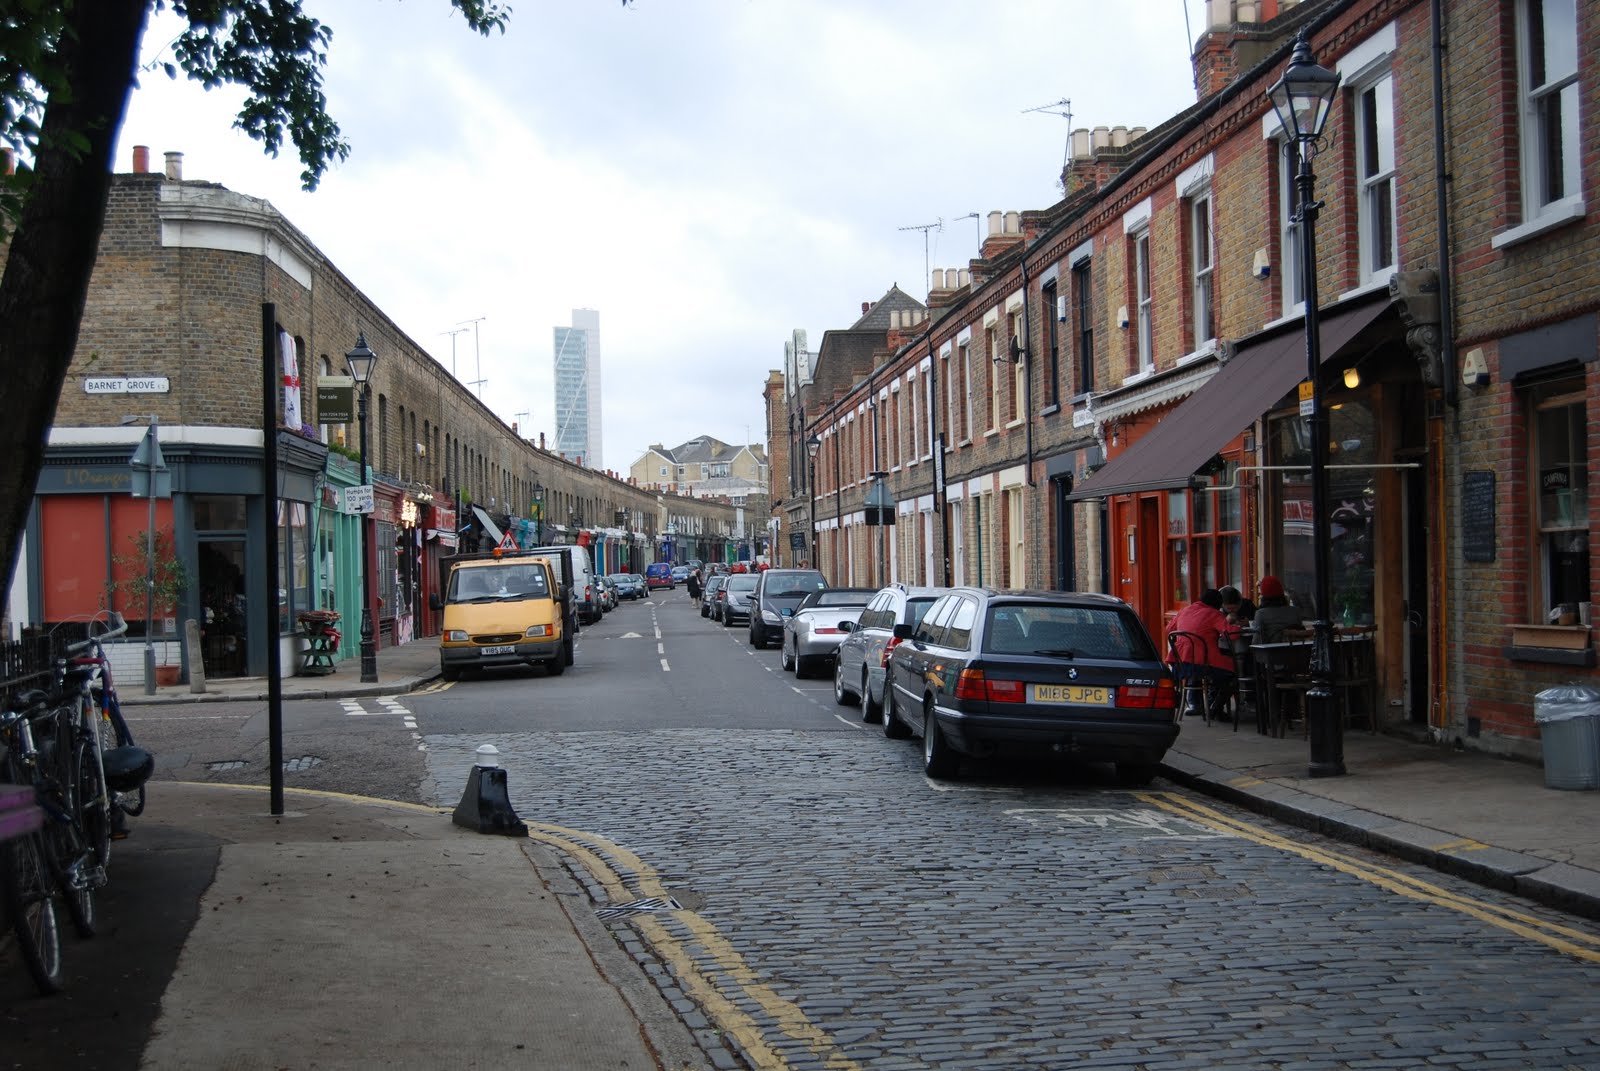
[116,0,1211,474]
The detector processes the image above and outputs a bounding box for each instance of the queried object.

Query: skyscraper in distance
[552,308,602,468]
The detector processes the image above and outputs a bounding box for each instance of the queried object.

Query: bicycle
[65,612,152,827]
[1,688,77,991]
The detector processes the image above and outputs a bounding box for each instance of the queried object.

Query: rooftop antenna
[513,410,530,436]
[1023,97,1074,171]
[440,326,468,378]
[897,218,942,300]
[459,316,486,398]
[951,211,981,252]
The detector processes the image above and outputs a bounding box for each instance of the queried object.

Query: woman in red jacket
[1170,588,1239,719]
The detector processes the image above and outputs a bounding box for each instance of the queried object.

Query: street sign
[1298,380,1315,417]
[789,531,806,551]
[343,484,374,514]
[128,424,171,499]
[496,529,519,552]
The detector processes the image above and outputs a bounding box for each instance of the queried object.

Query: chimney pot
[163,151,183,181]
[987,210,1003,235]
[862,301,871,314]
[132,145,150,173]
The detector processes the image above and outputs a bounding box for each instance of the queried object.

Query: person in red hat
[1252,575,1303,643]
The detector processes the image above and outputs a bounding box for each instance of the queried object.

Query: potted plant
[111,529,191,681]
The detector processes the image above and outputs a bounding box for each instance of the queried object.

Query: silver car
[781,588,875,678]
[834,584,946,721]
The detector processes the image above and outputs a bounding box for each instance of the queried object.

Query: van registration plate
[1033,684,1108,705]
[481,644,515,656]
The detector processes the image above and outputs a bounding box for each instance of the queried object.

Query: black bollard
[452,745,527,836]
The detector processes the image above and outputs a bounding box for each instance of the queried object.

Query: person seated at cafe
[1170,588,1238,718]
[1220,585,1256,628]
[1252,575,1304,643]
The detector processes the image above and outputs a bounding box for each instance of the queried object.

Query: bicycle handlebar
[64,611,130,655]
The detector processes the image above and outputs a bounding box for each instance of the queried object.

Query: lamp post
[346,333,379,684]
[806,433,821,568]
[1268,32,1343,777]
[531,482,544,545]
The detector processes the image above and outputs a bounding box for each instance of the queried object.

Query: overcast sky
[115,0,1213,476]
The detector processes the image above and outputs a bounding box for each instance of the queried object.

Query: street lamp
[806,433,821,568]
[1268,32,1343,777]
[346,333,379,684]
[530,482,544,545]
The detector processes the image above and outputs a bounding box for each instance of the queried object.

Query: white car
[780,588,876,678]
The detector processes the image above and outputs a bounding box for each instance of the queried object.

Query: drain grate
[282,756,323,773]
[207,760,247,771]
[596,896,682,921]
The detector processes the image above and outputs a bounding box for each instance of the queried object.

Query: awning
[471,505,503,545]
[1067,297,1392,501]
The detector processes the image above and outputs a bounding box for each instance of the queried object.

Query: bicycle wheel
[39,726,95,939]
[75,736,111,875]
[3,829,65,994]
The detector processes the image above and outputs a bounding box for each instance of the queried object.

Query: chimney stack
[132,145,150,173]
[862,301,871,315]
[163,151,184,181]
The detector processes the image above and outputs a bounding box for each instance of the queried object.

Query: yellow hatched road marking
[1138,791,1600,963]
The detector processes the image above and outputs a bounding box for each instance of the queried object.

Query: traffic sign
[1298,380,1315,417]
[129,424,171,499]
[343,484,374,514]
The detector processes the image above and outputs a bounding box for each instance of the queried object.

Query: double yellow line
[1139,791,1600,963]
[527,822,862,1071]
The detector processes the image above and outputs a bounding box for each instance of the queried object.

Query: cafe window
[277,501,312,634]
[1166,490,1190,607]
[1266,401,1379,623]
[1165,464,1244,609]
[1531,377,1590,618]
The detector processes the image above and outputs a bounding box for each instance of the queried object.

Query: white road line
[660,658,671,672]
[657,642,665,655]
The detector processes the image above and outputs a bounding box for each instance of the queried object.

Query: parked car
[598,575,618,611]
[720,573,759,628]
[701,574,728,618]
[610,573,645,600]
[881,588,1179,784]
[834,583,946,721]
[781,588,876,678]
[671,564,693,584]
[644,562,674,590]
[748,568,828,649]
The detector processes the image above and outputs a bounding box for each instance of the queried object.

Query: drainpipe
[1432,0,1458,410]
[1019,257,1036,486]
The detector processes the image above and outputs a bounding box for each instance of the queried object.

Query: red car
[644,562,675,589]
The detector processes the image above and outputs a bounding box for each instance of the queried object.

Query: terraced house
[774,0,1598,762]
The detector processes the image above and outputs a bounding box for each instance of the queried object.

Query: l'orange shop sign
[317,376,355,424]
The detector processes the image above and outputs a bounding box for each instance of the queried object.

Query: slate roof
[650,437,767,465]
[849,285,926,330]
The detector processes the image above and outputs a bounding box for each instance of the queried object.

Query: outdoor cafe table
[1248,630,1376,736]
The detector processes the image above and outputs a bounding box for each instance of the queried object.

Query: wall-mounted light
[1342,367,1361,389]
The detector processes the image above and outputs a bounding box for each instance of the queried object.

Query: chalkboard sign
[1462,471,1496,563]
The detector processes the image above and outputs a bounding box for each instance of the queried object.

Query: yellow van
[436,554,565,681]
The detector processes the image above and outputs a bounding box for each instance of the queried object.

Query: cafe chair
[1166,630,1216,725]
[1333,633,1379,731]
[1252,641,1312,738]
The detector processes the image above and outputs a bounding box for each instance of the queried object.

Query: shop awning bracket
[1199,462,1421,494]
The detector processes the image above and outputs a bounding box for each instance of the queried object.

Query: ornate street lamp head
[346,333,378,384]
[806,434,822,459]
[1266,31,1341,149]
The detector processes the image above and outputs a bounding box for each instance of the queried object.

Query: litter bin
[1534,683,1600,790]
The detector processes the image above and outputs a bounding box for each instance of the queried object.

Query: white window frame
[1132,228,1154,373]
[985,316,1002,432]
[1519,0,1582,216]
[920,366,933,459]
[960,337,975,443]
[1355,75,1398,284]
[1189,191,1215,348]
[908,372,921,466]
[1277,137,1306,315]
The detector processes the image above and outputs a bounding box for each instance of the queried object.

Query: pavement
[7,638,1597,1068]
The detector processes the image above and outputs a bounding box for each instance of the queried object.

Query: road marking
[660,659,670,672]
[657,642,665,655]
[527,823,861,1071]
[1140,792,1600,963]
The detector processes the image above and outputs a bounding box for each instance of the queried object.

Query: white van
[527,544,601,625]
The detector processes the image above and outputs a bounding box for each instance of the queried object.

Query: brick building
[10,155,747,680]
[777,0,1598,761]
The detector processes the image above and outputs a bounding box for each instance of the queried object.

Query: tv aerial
[898,218,942,299]
[1023,97,1074,170]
